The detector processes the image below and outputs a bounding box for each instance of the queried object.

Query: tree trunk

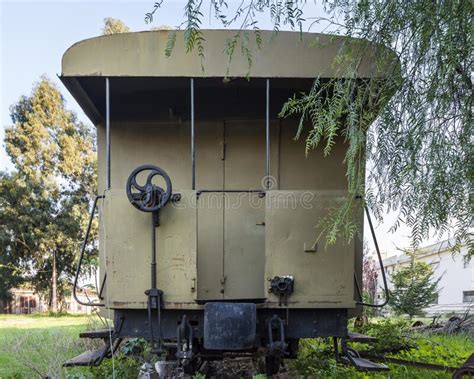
[51,251,58,313]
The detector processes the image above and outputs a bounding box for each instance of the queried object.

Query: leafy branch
[145,0,473,255]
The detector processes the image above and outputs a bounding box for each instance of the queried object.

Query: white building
[376,239,474,316]
[0,286,98,315]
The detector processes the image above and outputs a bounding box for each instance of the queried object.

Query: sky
[0,0,442,256]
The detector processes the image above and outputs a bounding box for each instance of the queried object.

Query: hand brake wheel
[125,164,173,355]
[126,164,172,213]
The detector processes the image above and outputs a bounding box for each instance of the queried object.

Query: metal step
[341,356,389,372]
[79,329,113,339]
[63,349,104,367]
[347,332,379,344]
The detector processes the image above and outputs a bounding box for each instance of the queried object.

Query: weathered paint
[59,30,397,312]
[104,189,197,308]
[62,30,398,79]
[97,117,360,309]
[264,190,356,308]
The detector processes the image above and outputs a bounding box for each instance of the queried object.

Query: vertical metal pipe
[265,78,270,189]
[151,218,157,289]
[191,78,195,190]
[105,77,111,190]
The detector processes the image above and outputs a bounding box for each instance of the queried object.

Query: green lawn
[291,322,474,379]
[0,314,472,378]
[0,313,104,378]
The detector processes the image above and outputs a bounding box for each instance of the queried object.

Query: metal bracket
[220,276,226,294]
[171,193,182,202]
[266,315,287,356]
[269,276,294,306]
[176,315,194,365]
[304,241,318,253]
[145,287,164,354]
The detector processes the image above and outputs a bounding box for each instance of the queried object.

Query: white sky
[0,0,443,256]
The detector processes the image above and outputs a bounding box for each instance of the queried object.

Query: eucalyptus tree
[0,78,97,311]
[145,0,473,255]
[0,177,23,301]
[102,17,130,35]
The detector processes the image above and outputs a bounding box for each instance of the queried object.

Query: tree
[0,78,97,311]
[0,183,23,302]
[145,1,473,256]
[102,17,130,35]
[389,254,440,318]
[363,256,378,306]
[150,25,173,31]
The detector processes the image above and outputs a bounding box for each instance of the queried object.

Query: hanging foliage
[145,0,473,255]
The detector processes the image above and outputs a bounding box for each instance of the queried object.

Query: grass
[291,318,474,379]
[0,314,472,378]
[0,313,104,378]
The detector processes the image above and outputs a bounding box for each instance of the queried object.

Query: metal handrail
[73,195,106,307]
[354,203,390,308]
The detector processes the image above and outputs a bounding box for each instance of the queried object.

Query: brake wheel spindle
[126,165,173,354]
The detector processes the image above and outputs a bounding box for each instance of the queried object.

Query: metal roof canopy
[61,30,394,79]
[59,29,398,191]
[60,30,398,125]
[59,76,315,125]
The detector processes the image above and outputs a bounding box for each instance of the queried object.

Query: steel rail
[358,353,460,373]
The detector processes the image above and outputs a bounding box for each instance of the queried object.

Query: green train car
[61,30,396,374]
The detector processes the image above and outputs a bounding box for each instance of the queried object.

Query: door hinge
[220,276,226,293]
[221,141,226,161]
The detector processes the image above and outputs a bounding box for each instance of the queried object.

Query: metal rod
[105,77,111,190]
[191,78,195,190]
[73,195,105,307]
[265,79,270,189]
[197,189,264,194]
[98,272,107,300]
[358,353,460,373]
[151,217,157,289]
[355,204,390,307]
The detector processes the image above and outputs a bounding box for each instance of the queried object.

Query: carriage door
[223,120,265,300]
[196,120,266,300]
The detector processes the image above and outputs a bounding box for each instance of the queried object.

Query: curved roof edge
[61,30,399,79]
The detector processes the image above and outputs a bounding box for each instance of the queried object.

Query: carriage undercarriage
[64,306,474,377]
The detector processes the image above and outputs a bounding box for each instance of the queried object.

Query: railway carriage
[61,30,396,374]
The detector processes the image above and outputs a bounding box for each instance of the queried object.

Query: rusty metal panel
[197,192,224,300]
[264,190,355,308]
[204,302,257,350]
[224,193,265,299]
[105,190,197,309]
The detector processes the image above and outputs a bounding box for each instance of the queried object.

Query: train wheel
[265,356,281,376]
